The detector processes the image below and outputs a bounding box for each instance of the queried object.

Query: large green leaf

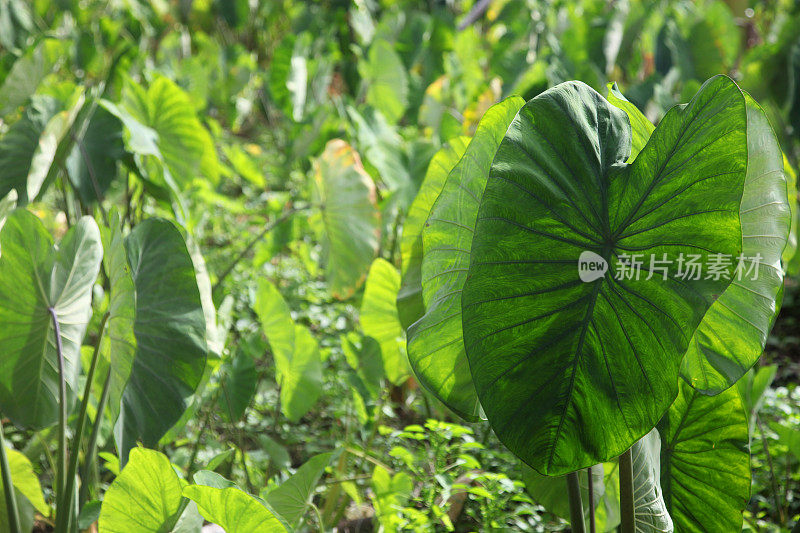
[182,484,288,532]
[265,452,334,527]
[360,259,409,385]
[0,94,83,204]
[0,211,102,429]
[398,136,470,329]
[607,86,790,394]
[254,280,322,422]
[313,139,380,299]
[657,381,750,532]
[103,75,218,190]
[0,38,63,116]
[96,210,137,424]
[98,448,185,532]
[364,39,409,124]
[116,219,207,462]
[66,105,126,204]
[679,95,790,394]
[407,97,524,420]
[462,76,749,475]
[0,445,48,533]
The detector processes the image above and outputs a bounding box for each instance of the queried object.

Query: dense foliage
[0,0,799,531]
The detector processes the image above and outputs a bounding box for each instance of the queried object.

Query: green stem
[620,447,635,533]
[586,466,596,533]
[48,308,69,531]
[79,368,112,507]
[0,422,21,533]
[58,313,109,532]
[566,471,585,533]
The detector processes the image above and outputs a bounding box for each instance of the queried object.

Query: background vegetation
[0,0,799,531]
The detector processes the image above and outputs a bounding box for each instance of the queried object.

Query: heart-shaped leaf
[657,380,749,532]
[406,97,524,420]
[0,93,83,205]
[98,448,186,532]
[313,139,380,299]
[363,39,409,124]
[182,484,288,532]
[116,218,207,463]
[0,210,102,429]
[264,452,335,527]
[462,76,750,474]
[101,75,218,193]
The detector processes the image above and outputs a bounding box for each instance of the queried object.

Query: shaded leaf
[265,452,334,527]
[116,219,207,463]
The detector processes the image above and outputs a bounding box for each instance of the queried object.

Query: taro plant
[405,75,791,531]
[0,207,208,532]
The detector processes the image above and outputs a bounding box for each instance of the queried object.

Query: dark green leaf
[116,218,207,463]
[265,452,334,527]
[462,76,749,474]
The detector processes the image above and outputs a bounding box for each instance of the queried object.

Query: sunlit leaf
[407,97,523,420]
[255,279,322,422]
[658,381,750,532]
[361,259,409,385]
[0,211,102,429]
[313,139,380,299]
[98,448,185,532]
